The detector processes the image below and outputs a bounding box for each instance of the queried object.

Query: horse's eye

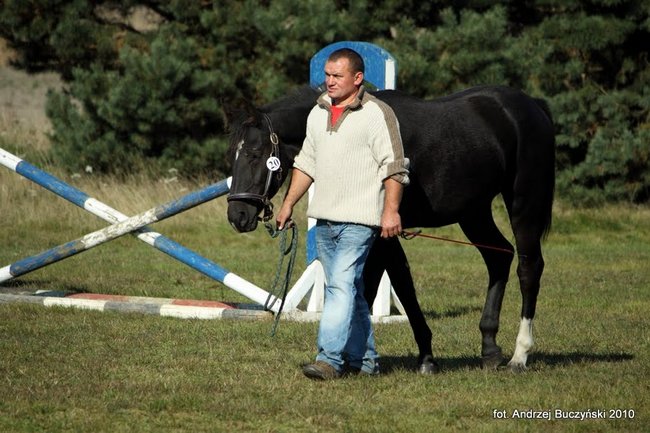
[242,150,263,159]
[240,144,266,158]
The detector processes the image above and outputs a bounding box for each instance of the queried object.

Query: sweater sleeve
[293,110,317,179]
[369,101,410,185]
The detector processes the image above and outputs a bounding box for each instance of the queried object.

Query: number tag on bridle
[266,156,281,172]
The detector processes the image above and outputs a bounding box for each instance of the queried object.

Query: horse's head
[226,87,319,232]
[227,111,287,232]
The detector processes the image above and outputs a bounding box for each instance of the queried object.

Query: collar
[317,85,367,110]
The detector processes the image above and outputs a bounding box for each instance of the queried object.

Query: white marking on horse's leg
[508,318,533,370]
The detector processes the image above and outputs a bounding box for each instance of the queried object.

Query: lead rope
[263,221,298,336]
[400,229,515,255]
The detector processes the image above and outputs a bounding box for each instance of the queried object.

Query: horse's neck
[272,108,311,157]
[280,142,302,164]
[267,87,319,164]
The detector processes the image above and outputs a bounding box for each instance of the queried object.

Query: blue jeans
[314,220,379,374]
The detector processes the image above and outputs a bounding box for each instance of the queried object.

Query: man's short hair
[327,48,365,74]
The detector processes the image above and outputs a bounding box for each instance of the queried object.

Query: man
[276,48,409,380]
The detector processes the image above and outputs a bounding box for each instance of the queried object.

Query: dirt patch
[0,38,17,66]
[1,38,62,134]
[0,66,62,134]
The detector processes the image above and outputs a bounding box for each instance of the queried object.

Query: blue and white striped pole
[0,148,279,311]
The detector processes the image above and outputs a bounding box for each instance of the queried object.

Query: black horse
[227,85,555,374]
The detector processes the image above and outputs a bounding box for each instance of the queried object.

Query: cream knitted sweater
[294,87,410,227]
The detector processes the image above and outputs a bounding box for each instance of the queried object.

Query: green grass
[0,164,650,432]
[1,63,647,432]
[0,167,649,432]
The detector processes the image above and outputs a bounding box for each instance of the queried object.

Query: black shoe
[302,361,341,380]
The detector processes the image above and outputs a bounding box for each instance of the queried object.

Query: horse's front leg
[364,237,438,374]
[460,216,514,369]
[478,258,511,369]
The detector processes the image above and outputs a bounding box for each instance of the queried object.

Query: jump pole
[0,148,279,311]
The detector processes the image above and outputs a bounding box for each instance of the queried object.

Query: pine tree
[1,0,648,202]
[506,0,650,203]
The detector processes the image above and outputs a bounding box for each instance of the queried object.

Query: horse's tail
[533,97,555,134]
[531,96,555,240]
[507,92,556,241]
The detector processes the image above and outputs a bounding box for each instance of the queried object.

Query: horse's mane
[228,86,320,154]
[261,85,321,112]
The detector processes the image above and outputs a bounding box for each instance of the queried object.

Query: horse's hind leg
[364,237,438,374]
[459,207,514,369]
[507,224,545,372]
[506,164,552,371]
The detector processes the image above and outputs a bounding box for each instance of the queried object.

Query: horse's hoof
[508,361,528,373]
[418,355,440,375]
[481,351,505,370]
[418,361,440,375]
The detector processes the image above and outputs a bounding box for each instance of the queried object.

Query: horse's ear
[221,99,240,133]
[222,99,254,133]
[242,99,257,117]
[245,102,266,127]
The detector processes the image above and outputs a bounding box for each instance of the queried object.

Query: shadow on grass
[422,305,483,320]
[0,279,51,294]
[530,351,634,368]
[0,279,89,295]
[380,355,480,373]
[380,351,634,374]
[0,279,44,288]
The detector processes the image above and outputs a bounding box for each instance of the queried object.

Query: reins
[263,221,298,336]
[400,230,515,255]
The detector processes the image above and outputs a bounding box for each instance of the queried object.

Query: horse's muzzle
[227,202,260,233]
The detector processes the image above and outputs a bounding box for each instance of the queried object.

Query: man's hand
[380,209,402,238]
[381,177,404,238]
[276,204,294,231]
[276,168,313,231]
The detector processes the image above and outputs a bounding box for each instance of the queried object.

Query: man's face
[324,58,363,105]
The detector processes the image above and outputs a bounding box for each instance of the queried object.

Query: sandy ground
[0,38,62,135]
[0,66,62,133]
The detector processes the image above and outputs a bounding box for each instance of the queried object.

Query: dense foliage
[1,0,648,203]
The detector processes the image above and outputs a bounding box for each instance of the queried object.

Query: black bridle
[227,114,281,222]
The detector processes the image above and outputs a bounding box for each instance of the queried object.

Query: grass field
[1,64,648,432]
[0,160,648,432]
